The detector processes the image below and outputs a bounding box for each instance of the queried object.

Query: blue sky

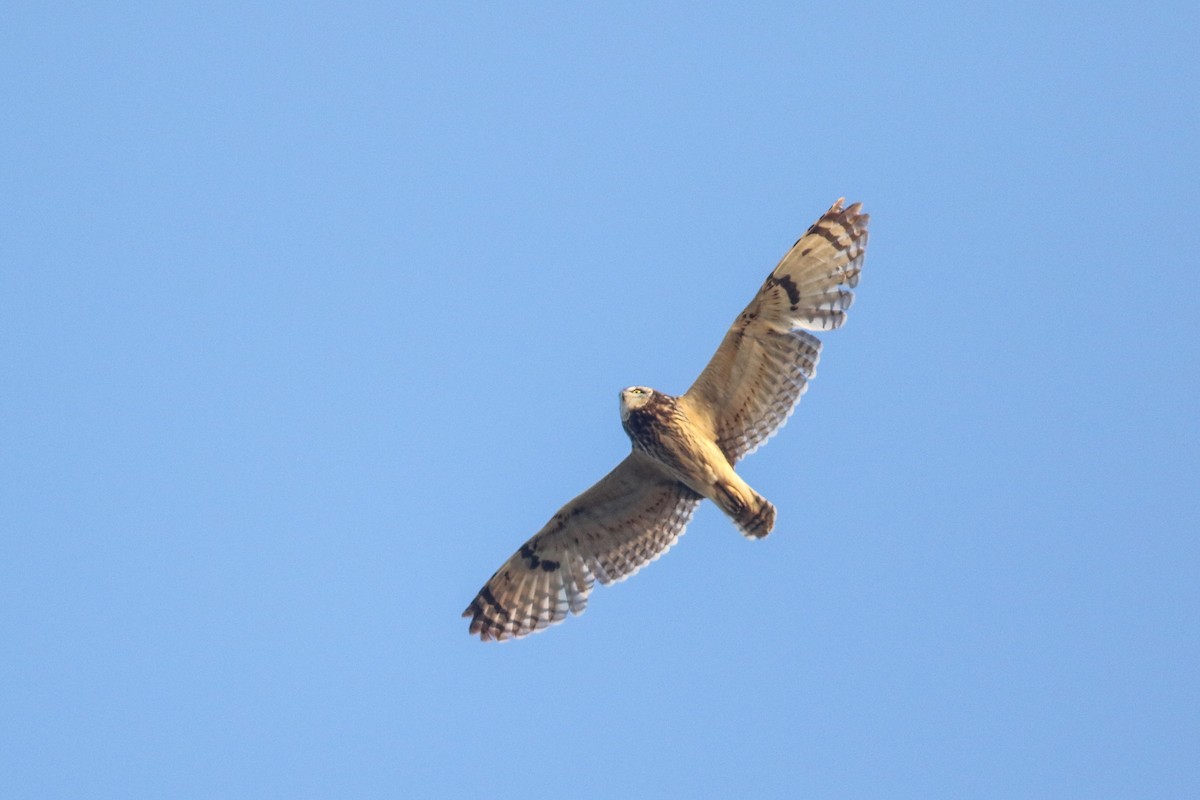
[2,2,1197,797]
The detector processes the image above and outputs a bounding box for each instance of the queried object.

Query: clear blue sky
[3,3,1197,798]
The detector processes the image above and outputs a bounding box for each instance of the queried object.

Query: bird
[463,198,869,641]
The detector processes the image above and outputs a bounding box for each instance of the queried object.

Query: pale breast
[622,393,732,496]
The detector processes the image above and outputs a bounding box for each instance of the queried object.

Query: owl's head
[619,386,655,420]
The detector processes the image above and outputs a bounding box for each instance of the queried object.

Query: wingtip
[831,198,868,232]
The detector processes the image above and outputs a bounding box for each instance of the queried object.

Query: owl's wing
[463,451,702,641]
[679,199,868,463]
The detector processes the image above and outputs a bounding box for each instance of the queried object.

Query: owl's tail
[714,481,776,539]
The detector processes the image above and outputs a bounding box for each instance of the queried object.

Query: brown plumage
[463,199,869,641]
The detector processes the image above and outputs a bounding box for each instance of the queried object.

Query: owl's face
[619,386,655,419]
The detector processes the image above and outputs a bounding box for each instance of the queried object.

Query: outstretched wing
[680,199,869,462]
[463,452,702,641]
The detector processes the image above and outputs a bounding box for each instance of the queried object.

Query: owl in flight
[464,199,869,641]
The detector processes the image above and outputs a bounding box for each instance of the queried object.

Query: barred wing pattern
[680,199,868,462]
[463,452,702,641]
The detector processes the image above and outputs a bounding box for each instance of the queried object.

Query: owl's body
[463,199,869,641]
[620,387,775,539]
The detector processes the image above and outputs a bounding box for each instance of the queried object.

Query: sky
[2,2,1197,798]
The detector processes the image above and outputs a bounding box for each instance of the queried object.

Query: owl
[463,199,869,641]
